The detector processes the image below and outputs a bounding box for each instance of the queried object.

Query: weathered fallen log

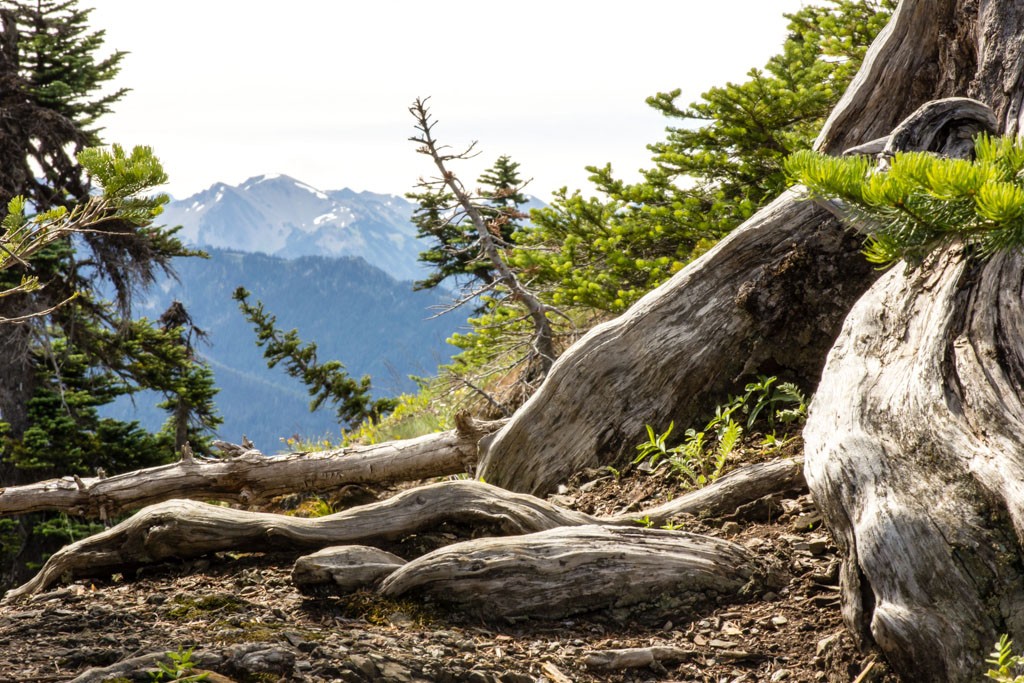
[0,414,504,519]
[3,457,803,602]
[379,524,773,620]
[604,457,805,526]
[1,479,599,601]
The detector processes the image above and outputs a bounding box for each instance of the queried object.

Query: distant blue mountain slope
[109,248,463,451]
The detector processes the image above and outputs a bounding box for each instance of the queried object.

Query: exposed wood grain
[805,246,1024,682]
[477,191,874,495]
[604,457,805,526]
[379,525,770,620]
[4,458,800,602]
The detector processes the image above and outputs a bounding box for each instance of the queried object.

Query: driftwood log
[379,524,774,620]
[3,458,803,603]
[0,414,504,519]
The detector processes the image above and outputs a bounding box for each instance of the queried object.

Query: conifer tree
[0,2,218,587]
[513,0,895,315]
[410,154,529,293]
[234,287,396,430]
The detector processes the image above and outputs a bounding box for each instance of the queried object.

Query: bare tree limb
[0,414,506,518]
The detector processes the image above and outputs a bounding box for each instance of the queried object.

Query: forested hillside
[109,249,462,450]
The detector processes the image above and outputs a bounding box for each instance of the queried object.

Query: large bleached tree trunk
[804,245,1024,682]
[476,0,980,497]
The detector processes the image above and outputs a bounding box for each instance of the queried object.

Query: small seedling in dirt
[633,515,654,528]
[148,646,209,681]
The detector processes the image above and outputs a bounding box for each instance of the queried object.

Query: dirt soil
[0,447,902,683]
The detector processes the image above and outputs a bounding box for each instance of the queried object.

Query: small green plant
[986,634,1024,682]
[633,515,654,528]
[761,431,796,453]
[660,519,686,531]
[634,376,807,489]
[149,646,209,681]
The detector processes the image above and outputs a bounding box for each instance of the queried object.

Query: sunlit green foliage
[987,634,1024,682]
[513,0,893,315]
[786,134,1024,265]
[634,376,807,489]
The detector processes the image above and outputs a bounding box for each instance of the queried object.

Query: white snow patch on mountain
[294,180,329,200]
[313,211,338,226]
[162,174,430,282]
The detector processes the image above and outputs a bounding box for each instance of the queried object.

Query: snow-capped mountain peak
[161,175,425,282]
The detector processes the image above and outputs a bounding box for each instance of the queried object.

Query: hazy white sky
[88,1,807,200]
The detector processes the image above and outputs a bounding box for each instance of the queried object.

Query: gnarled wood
[379,525,770,620]
[605,457,805,526]
[805,246,1024,683]
[0,414,505,519]
[1,479,599,602]
[4,458,801,602]
[475,0,988,498]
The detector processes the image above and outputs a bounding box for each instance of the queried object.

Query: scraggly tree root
[4,457,803,604]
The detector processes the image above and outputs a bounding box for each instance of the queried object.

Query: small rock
[499,673,534,683]
[377,660,413,682]
[805,536,830,555]
[721,521,742,536]
[770,669,792,681]
[348,653,378,678]
[816,631,843,658]
[791,512,822,531]
[771,615,789,627]
[709,639,737,649]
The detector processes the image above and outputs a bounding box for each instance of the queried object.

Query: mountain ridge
[161,174,427,282]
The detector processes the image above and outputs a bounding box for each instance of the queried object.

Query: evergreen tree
[234,287,396,430]
[0,2,219,588]
[513,0,895,315]
[410,154,529,294]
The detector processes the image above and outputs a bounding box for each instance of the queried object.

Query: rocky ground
[0,441,901,683]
